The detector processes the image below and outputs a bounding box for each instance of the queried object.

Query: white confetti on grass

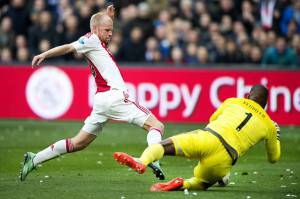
[246,196,251,199]
[121,196,126,199]
[98,152,103,156]
[39,180,43,183]
[184,189,189,195]
[251,181,256,184]
[281,185,287,188]
[286,194,297,198]
[44,175,49,178]
[253,171,258,175]
[291,182,297,185]
[192,192,197,196]
[97,161,102,165]
[229,182,235,185]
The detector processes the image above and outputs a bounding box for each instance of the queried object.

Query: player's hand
[31,54,46,68]
[272,120,280,140]
[106,5,115,19]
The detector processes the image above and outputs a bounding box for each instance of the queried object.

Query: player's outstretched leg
[144,118,165,180]
[114,152,146,174]
[20,152,36,181]
[150,177,184,192]
[148,161,165,180]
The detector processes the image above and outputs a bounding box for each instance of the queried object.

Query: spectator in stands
[290,34,300,66]
[3,0,31,36]
[145,37,162,63]
[56,0,73,25]
[118,26,146,62]
[28,10,58,55]
[0,16,15,50]
[194,0,207,18]
[240,42,252,62]
[212,0,238,22]
[59,14,82,60]
[76,3,93,34]
[196,46,209,64]
[252,26,268,49]
[224,40,244,63]
[30,0,47,24]
[122,2,154,42]
[0,47,12,63]
[211,34,227,63]
[249,45,263,64]
[13,35,27,59]
[15,35,27,49]
[147,0,168,18]
[168,46,185,65]
[16,47,30,62]
[266,31,277,48]
[154,9,171,27]
[198,13,211,46]
[233,22,248,48]
[220,15,234,37]
[38,39,51,54]
[240,0,256,34]
[108,31,123,56]
[286,20,299,40]
[280,0,300,36]
[154,25,172,61]
[262,37,297,67]
[178,0,194,22]
[185,43,198,65]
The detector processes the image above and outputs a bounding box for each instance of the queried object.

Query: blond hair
[90,11,108,31]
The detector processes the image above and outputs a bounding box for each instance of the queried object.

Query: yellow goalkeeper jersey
[206,98,280,163]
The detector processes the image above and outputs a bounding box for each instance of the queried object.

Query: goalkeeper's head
[248,84,269,108]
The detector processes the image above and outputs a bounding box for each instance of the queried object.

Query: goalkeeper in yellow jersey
[114,85,281,191]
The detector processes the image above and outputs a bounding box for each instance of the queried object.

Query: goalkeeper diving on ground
[114,84,281,191]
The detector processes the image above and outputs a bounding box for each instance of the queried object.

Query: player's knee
[154,121,164,135]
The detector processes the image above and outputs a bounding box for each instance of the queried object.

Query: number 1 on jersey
[236,112,252,132]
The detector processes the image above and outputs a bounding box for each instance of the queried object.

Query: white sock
[33,138,73,166]
[147,128,162,146]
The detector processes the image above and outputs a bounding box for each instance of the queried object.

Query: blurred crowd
[0,0,299,67]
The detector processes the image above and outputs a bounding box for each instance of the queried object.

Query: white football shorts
[82,89,151,135]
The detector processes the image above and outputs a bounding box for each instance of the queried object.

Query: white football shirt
[72,32,127,92]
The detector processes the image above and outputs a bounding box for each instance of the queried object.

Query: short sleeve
[71,33,99,54]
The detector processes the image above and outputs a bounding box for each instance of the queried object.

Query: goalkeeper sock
[139,144,164,165]
[183,177,209,190]
[33,138,74,166]
[147,128,162,146]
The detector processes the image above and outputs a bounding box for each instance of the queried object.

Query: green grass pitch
[0,120,299,199]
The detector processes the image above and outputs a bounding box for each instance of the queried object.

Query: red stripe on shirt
[87,58,111,93]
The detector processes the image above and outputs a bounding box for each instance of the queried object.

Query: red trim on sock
[66,138,73,153]
[149,127,163,136]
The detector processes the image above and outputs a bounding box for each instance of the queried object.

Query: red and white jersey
[72,32,127,92]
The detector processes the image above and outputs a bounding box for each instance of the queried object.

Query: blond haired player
[21,5,165,181]
[114,85,281,191]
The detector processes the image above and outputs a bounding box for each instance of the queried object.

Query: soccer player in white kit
[21,5,165,181]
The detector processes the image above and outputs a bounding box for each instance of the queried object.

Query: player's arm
[32,44,76,68]
[265,121,281,163]
[106,5,115,20]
